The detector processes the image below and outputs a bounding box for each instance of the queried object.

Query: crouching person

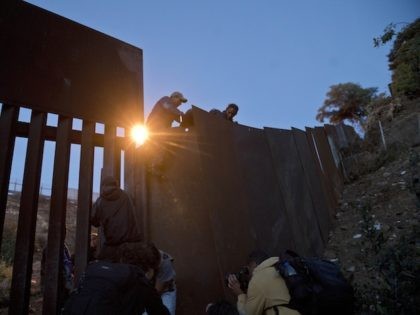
[155,251,176,315]
[144,251,177,315]
[227,250,300,315]
[62,242,169,315]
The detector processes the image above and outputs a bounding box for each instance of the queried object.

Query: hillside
[323,100,420,314]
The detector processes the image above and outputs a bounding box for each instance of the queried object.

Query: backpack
[62,261,149,315]
[266,250,354,315]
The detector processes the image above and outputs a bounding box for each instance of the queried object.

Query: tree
[316,82,377,128]
[374,19,420,99]
[373,23,398,47]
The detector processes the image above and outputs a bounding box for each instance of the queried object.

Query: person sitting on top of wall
[210,103,239,122]
[147,91,188,131]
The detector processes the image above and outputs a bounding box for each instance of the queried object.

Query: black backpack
[266,250,354,315]
[62,261,149,315]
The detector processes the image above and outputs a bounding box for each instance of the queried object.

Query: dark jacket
[91,185,141,247]
[62,261,169,315]
[147,96,183,130]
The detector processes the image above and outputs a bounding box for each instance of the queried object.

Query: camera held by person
[224,266,250,292]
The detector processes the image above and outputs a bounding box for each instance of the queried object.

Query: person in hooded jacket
[228,250,300,315]
[91,176,142,259]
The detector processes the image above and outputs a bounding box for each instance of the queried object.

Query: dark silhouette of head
[118,242,161,273]
[170,91,188,107]
[101,176,118,188]
[247,250,269,273]
[247,250,269,265]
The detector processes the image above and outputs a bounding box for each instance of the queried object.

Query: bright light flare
[131,124,149,146]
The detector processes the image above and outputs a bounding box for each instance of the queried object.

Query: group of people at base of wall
[49,92,353,315]
[56,176,303,315]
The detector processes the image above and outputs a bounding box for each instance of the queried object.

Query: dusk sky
[5,0,420,191]
[25,0,420,128]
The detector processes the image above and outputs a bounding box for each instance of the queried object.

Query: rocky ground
[323,102,420,314]
[0,195,77,314]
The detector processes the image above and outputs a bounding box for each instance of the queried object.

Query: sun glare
[131,124,149,146]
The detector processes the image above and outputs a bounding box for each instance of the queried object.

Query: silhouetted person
[210,103,239,122]
[41,243,73,306]
[91,176,142,259]
[155,251,176,315]
[147,91,188,131]
[62,242,169,315]
[144,251,177,315]
[146,92,188,177]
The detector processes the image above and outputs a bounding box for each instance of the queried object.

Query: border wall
[145,107,348,314]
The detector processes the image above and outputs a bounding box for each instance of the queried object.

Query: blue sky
[24,0,420,128]
[5,0,419,191]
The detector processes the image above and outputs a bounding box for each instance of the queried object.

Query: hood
[101,185,121,201]
[100,176,121,200]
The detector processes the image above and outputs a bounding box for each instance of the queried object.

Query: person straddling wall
[210,103,239,123]
[227,250,300,315]
[147,91,187,131]
[90,176,142,259]
[180,103,239,128]
[146,91,188,176]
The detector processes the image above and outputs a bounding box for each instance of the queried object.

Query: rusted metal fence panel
[314,127,343,203]
[264,128,324,256]
[0,104,18,250]
[292,128,332,243]
[324,125,341,165]
[193,109,256,282]
[145,113,344,313]
[147,127,223,314]
[305,127,338,213]
[9,111,46,315]
[0,1,143,126]
[43,116,72,314]
[232,124,295,254]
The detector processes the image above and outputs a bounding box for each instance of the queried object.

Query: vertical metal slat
[42,116,72,315]
[292,128,331,246]
[305,127,337,215]
[0,104,19,251]
[74,120,94,286]
[9,111,46,315]
[124,144,146,240]
[102,125,117,180]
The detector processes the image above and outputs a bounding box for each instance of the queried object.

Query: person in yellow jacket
[228,250,301,315]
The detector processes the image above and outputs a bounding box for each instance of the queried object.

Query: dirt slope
[323,105,420,314]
